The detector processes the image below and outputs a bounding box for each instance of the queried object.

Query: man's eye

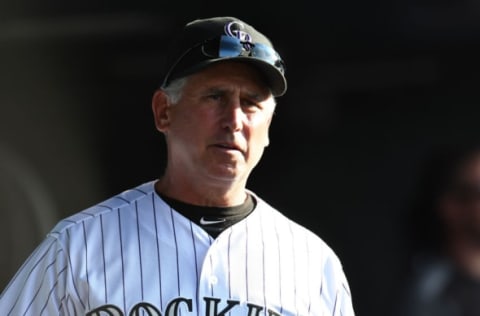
[242,101,262,111]
[207,94,222,100]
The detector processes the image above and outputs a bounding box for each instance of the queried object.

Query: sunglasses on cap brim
[162,35,285,87]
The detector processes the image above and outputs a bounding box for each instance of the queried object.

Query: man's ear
[152,89,171,132]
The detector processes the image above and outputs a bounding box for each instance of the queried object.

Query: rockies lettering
[86,297,283,316]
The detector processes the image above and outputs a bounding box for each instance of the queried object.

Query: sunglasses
[450,182,480,203]
[162,35,285,87]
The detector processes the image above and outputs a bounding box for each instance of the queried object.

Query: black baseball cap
[160,16,287,96]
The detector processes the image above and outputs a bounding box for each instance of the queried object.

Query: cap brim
[237,57,287,97]
[175,57,287,97]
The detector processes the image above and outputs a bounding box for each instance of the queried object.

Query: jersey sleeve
[0,234,70,315]
[319,243,356,316]
[336,268,356,316]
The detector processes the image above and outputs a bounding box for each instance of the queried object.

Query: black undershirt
[157,193,256,238]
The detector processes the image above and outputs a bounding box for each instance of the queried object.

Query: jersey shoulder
[250,191,343,261]
[49,180,157,237]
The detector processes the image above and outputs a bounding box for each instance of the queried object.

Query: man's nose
[221,101,243,131]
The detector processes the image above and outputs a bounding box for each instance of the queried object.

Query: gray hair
[161,77,188,105]
[161,75,277,107]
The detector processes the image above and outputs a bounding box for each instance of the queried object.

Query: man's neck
[154,176,248,207]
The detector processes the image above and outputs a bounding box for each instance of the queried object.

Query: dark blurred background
[1,1,480,315]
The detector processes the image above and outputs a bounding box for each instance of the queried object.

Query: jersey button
[209,275,218,285]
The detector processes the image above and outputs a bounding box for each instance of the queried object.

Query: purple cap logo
[224,21,253,50]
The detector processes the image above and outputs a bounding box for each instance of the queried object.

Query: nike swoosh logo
[199,217,226,225]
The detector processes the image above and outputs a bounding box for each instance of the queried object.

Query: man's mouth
[214,142,242,152]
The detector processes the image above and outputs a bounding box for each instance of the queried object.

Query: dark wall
[2,1,480,315]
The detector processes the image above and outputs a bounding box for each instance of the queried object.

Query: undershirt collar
[157,192,256,238]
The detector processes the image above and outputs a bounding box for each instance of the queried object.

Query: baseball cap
[160,16,287,96]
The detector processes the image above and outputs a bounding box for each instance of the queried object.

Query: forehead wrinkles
[187,62,271,93]
[204,84,270,102]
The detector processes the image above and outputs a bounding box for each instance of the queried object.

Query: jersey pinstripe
[0,180,355,315]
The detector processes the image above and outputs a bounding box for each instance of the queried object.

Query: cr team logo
[224,21,253,49]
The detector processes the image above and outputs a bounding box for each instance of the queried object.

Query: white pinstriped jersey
[0,180,355,315]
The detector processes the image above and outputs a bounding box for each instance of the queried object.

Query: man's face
[441,153,480,241]
[162,61,276,186]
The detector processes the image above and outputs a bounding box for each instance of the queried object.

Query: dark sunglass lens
[252,44,285,72]
[218,35,243,57]
[251,43,275,60]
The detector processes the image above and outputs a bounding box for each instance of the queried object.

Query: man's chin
[207,164,248,182]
